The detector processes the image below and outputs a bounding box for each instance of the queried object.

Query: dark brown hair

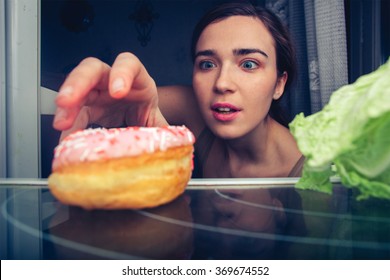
[191,2,297,126]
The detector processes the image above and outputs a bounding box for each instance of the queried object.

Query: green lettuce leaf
[289,58,390,199]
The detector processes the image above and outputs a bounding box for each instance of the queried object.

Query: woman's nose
[213,65,236,94]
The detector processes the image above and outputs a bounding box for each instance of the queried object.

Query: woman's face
[192,16,286,139]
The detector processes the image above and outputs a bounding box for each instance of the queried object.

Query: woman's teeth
[216,108,235,113]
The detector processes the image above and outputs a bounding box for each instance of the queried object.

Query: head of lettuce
[289,58,390,200]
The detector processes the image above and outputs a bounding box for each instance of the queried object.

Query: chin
[210,125,245,140]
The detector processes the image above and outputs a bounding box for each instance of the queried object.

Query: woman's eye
[241,60,259,70]
[199,61,216,70]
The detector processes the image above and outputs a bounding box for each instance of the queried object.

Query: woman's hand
[53,52,168,139]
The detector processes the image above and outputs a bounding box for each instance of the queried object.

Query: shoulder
[271,118,303,176]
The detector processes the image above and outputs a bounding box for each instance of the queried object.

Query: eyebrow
[194,48,269,59]
[233,48,269,58]
[194,49,215,59]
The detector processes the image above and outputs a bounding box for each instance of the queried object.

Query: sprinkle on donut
[52,126,195,171]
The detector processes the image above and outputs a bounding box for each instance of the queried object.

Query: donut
[48,126,195,210]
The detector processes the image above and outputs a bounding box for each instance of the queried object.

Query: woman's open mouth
[211,103,241,122]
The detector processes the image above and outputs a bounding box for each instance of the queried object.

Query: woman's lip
[211,102,241,111]
[212,111,240,122]
[211,102,241,122]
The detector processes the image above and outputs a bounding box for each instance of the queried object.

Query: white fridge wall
[0,0,6,178]
[5,0,40,178]
[1,0,42,259]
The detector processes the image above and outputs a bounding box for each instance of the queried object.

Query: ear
[273,71,288,100]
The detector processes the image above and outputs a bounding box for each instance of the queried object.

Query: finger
[58,107,91,141]
[53,105,84,131]
[109,52,153,99]
[53,58,110,130]
[55,57,111,108]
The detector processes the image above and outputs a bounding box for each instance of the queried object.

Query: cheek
[251,96,274,117]
[245,81,275,105]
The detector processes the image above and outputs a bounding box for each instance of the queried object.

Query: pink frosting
[52,126,195,171]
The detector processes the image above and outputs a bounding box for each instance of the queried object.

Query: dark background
[40,0,390,178]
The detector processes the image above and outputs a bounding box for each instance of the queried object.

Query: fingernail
[112,78,125,94]
[58,86,73,97]
[53,108,67,124]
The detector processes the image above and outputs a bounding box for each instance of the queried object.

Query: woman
[53,2,304,178]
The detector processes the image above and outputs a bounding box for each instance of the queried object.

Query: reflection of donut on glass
[190,187,307,259]
[44,195,193,259]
